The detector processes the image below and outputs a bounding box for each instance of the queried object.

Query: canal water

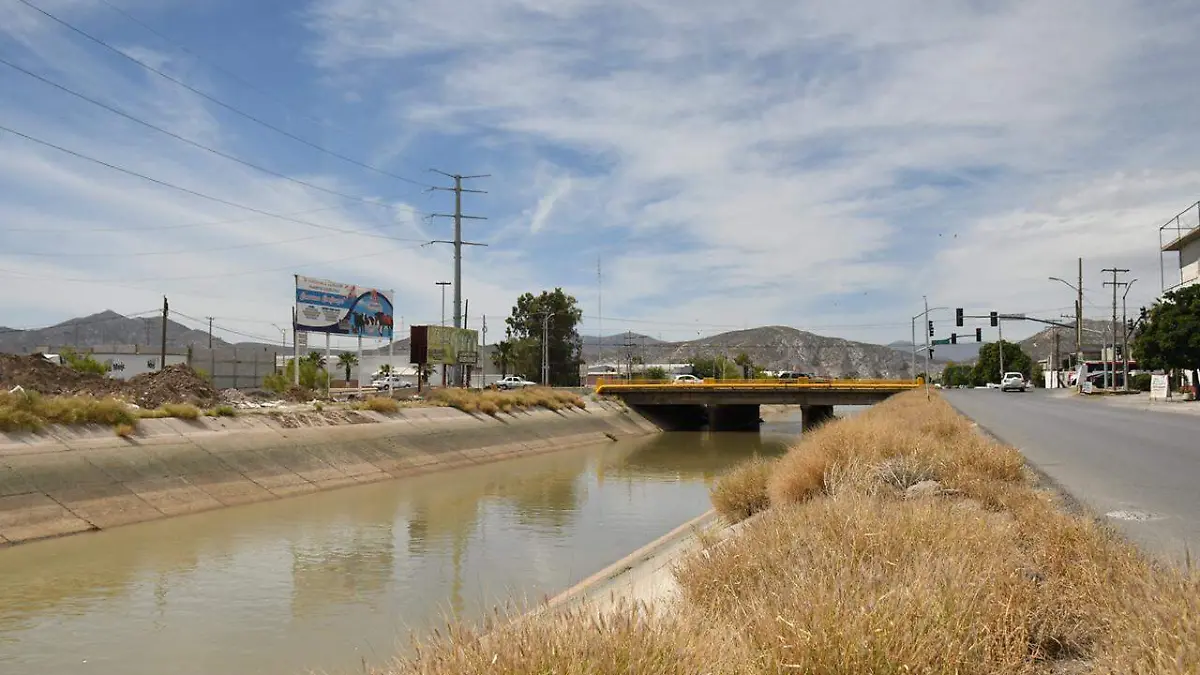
[0,413,806,675]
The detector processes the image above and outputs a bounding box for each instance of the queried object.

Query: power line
[0,121,433,244]
[12,0,435,190]
[169,310,283,345]
[0,206,345,234]
[0,245,413,286]
[4,231,337,258]
[94,0,329,130]
[0,55,430,214]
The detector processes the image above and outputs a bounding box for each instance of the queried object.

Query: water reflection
[0,420,802,675]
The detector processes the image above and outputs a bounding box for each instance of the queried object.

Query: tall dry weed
[710,457,775,523]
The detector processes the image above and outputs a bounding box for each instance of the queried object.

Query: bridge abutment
[801,405,835,431]
[708,404,761,432]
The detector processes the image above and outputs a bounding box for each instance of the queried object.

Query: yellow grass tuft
[362,396,400,414]
[428,387,585,415]
[710,456,775,523]
[0,390,139,432]
[159,403,201,420]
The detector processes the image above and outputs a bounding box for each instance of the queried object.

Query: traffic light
[928,320,934,337]
[975,327,982,342]
[950,333,957,344]
[989,311,998,327]
[955,308,964,327]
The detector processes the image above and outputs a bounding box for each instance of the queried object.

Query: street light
[1121,279,1138,391]
[1048,276,1085,374]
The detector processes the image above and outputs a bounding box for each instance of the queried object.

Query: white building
[1160,201,1200,293]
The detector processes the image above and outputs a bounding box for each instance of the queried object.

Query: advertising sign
[295,275,394,338]
[410,325,479,365]
[1150,374,1170,400]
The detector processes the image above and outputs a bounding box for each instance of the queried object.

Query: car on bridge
[671,374,703,384]
[1000,372,1027,392]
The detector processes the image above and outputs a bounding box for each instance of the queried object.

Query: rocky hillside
[0,310,228,354]
[603,326,915,379]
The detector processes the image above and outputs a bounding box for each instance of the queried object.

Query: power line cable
[12,0,435,190]
[0,121,433,244]
[0,205,343,234]
[94,0,330,130]
[0,55,429,214]
[169,310,284,345]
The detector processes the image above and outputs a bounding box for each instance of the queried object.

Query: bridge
[594,379,920,431]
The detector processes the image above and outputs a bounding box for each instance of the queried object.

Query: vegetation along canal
[0,412,814,675]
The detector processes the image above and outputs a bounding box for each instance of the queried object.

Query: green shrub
[1130,373,1152,392]
[160,403,201,420]
[207,405,237,417]
[60,347,109,376]
[0,390,137,432]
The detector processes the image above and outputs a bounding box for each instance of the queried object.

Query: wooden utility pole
[1102,267,1130,389]
[206,316,214,349]
[159,296,168,371]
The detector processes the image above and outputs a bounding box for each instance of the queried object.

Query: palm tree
[337,352,359,381]
[492,340,514,378]
[379,363,393,375]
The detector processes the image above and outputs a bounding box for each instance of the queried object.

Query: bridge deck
[595,379,919,407]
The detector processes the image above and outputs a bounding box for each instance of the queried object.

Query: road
[943,389,1200,567]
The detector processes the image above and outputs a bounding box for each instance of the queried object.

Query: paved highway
[944,389,1200,567]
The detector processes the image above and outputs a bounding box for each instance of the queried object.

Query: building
[1159,200,1200,293]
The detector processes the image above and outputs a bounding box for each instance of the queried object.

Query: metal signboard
[1150,374,1170,400]
[294,275,394,338]
[409,325,479,365]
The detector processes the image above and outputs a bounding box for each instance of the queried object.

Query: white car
[373,375,413,391]
[496,375,537,390]
[671,374,703,385]
[1000,372,1026,392]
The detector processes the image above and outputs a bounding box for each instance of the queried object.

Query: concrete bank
[0,401,659,547]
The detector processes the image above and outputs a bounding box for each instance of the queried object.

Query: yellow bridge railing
[594,377,920,395]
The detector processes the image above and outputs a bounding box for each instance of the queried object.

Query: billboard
[295,275,394,338]
[410,325,479,365]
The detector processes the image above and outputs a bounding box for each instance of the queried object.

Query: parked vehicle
[778,371,813,381]
[373,375,413,391]
[496,375,537,390]
[671,374,703,385]
[1000,372,1027,392]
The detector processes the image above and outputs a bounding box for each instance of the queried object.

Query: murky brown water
[0,414,806,675]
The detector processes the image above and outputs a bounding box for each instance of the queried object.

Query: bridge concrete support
[630,404,709,431]
[801,405,835,432]
[708,404,761,432]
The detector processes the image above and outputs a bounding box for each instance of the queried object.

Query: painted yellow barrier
[594,377,920,395]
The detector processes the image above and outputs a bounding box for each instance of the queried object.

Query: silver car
[1000,372,1026,392]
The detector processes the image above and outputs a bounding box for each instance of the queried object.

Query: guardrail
[595,377,920,394]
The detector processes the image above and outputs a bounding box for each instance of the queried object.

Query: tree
[646,365,667,380]
[504,289,584,386]
[492,340,515,378]
[941,362,975,388]
[337,352,359,381]
[1132,284,1200,390]
[690,355,740,379]
[972,341,1032,385]
[379,363,392,375]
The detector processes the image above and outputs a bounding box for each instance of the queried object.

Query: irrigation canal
[0,410,822,675]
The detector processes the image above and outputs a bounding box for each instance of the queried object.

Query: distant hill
[603,325,915,378]
[888,340,981,364]
[0,310,229,354]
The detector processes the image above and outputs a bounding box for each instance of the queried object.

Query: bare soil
[0,354,218,408]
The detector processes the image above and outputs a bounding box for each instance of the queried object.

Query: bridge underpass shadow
[632,403,835,432]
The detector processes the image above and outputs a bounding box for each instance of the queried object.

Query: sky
[1,0,1198,350]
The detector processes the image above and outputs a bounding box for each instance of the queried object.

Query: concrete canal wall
[0,402,659,547]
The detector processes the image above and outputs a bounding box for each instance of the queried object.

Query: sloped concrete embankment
[0,402,658,547]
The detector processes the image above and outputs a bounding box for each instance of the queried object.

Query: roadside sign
[1150,374,1170,400]
[932,338,952,345]
[297,332,308,349]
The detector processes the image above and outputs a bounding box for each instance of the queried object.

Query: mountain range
[2,312,918,378]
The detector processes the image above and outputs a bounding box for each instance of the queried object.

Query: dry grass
[113,422,136,437]
[710,456,774,523]
[0,390,138,432]
[206,405,237,417]
[361,396,401,414]
[429,387,586,415]
[377,391,1200,675]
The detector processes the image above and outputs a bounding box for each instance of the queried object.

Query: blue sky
[1,0,1198,349]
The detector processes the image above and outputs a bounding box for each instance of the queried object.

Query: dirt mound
[0,353,123,397]
[126,364,219,409]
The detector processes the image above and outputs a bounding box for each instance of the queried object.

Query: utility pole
[597,257,603,368]
[1121,279,1138,392]
[206,316,214,349]
[923,295,930,395]
[997,317,1004,382]
[1102,267,1130,389]
[539,309,552,387]
[1052,329,1061,388]
[1077,257,1083,374]
[430,170,489,388]
[159,296,169,372]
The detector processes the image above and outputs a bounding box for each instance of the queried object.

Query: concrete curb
[0,405,659,548]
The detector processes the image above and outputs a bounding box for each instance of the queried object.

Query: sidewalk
[1081,390,1200,417]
